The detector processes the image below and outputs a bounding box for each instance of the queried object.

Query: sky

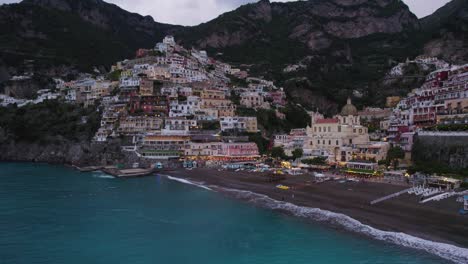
[0,0,453,26]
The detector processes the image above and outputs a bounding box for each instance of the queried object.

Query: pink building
[218,143,259,160]
[268,90,286,106]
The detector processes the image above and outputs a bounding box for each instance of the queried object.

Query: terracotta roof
[316,118,339,124]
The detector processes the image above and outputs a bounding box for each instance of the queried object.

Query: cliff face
[175,0,421,109]
[0,140,124,166]
[0,0,466,110]
[420,0,468,64]
[412,133,468,174]
[178,0,419,51]
[0,0,179,73]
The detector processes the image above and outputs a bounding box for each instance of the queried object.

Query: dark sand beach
[166,168,468,248]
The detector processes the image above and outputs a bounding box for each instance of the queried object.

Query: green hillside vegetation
[0,101,101,144]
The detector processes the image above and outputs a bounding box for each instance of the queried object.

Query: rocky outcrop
[180,0,418,51]
[0,0,179,74]
[420,0,468,64]
[412,132,468,170]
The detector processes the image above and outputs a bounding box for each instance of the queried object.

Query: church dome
[340,98,358,116]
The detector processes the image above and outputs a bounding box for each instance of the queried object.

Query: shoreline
[163,168,468,263]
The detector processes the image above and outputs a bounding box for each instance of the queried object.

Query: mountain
[176,0,421,111]
[420,0,468,64]
[0,0,179,75]
[0,0,467,112]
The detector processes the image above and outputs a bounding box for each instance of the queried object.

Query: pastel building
[302,98,389,164]
[240,92,270,109]
[220,116,258,133]
[118,116,163,135]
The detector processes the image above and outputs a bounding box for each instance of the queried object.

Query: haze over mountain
[0,0,466,111]
[0,0,452,25]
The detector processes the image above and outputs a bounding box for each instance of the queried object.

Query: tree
[248,133,269,155]
[302,157,327,165]
[386,146,405,169]
[271,146,286,160]
[292,148,303,160]
[230,91,241,106]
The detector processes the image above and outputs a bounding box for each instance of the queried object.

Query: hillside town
[0,37,467,183]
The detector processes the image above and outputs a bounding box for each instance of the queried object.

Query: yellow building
[218,105,237,117]
[201,98,232,109]
[118,116,163,135]
[200,89,226,100]
[306,98,388,163]
[386,96,401,108]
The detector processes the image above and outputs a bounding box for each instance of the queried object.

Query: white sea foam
[220,188,468,264]
[163,175,213,191]
[163,175,468,264]
[92,172,115,179]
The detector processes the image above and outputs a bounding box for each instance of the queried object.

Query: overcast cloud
[0,0,452,26]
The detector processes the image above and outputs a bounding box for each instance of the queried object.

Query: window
[338,126,341,132]
[319,127,321,132]
[328,127,331,132]
[349,139,353,145]
[336,140,339,145]
[329,140,331,145]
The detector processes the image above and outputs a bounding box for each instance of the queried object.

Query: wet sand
[166,168,468,248]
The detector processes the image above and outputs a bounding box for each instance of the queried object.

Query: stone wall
[412,132,468,169]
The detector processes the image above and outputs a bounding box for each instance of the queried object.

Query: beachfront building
[139,135,190,159]
[217,142,260,161]
[185,142,222,157]
[346,160,379,172]
[352,142,390,162]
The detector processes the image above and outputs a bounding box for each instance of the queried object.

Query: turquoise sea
[0,163,456,264]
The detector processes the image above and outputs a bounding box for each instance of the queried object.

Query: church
[276,98,389,168]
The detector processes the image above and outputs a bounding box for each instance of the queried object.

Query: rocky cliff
[0,140,124,166]
[179,0,419,50]
[0,0,179,74]
[420,0,468,64]
[176,0,421,110]
[0,0,467,110]
[412,133,468,176]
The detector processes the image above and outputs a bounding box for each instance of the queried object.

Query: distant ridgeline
[0,0,467,110]
[412,132,468,177]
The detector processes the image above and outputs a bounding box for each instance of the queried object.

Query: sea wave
[163,175,213,191]
[163,175,468,264]
[92,172,115,179]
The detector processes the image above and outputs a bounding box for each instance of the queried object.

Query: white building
[120,77,140,88]
[220,116,258,133]
[169,96,201,117]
